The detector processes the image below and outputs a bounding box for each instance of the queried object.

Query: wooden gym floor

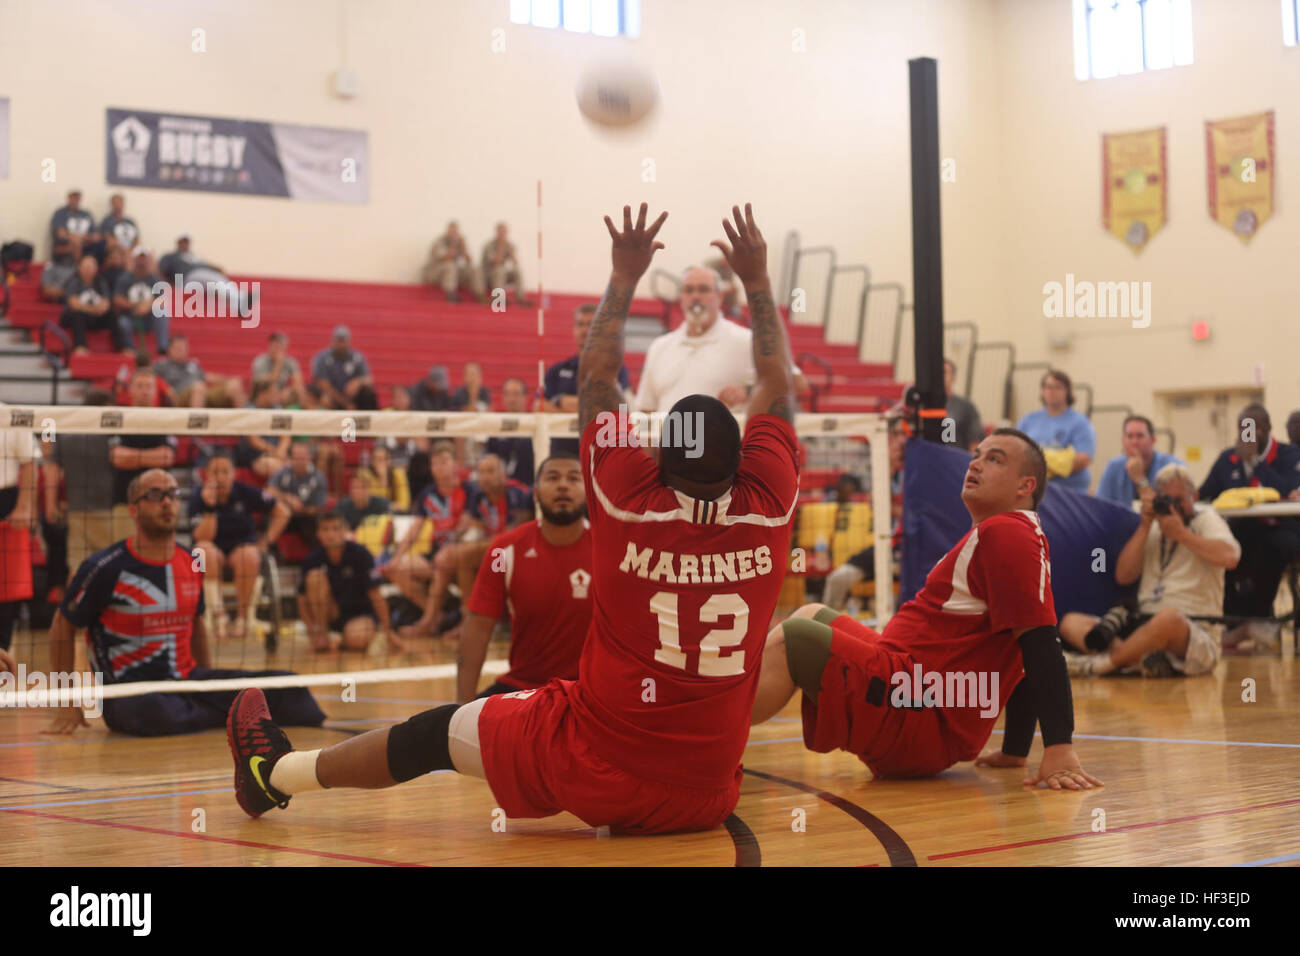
[3,631,1298,867]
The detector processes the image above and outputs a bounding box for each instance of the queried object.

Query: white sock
[203,581,223,623]
[270,749,324,794]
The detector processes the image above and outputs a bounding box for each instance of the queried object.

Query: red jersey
[414,480,470,551]
[572,414,799,789]
[878,509,1056,759]
[466,519,594,689]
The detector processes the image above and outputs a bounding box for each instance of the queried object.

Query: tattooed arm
[711,204,796,423]
[578,203,668,431]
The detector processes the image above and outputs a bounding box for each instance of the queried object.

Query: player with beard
[226,202,801,831]
[455,453,592,702]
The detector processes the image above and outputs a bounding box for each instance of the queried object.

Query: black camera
[1084,605,1135,651]
[1152,494,1176,516]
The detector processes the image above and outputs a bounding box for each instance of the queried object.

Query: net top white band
[3,406,887,438]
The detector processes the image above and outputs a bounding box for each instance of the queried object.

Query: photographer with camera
[1059,463,1240,677]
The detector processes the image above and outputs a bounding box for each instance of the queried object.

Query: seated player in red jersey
[43,469,324,738]
[226,202,802,834]
[751,429,1103,791]
[456,452,592,702]
[399,452,532,639]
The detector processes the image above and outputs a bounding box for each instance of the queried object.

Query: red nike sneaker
[226,687,293,818]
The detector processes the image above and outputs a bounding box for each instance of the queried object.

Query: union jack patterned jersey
[60,539,205,683]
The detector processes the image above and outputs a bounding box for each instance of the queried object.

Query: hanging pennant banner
[1101,126,1167,252]
[1206,110,1274,242]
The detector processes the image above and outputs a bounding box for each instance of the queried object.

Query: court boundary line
[6,807,429,866]
[723,813,761,867]
[928,795,1300,861]
[0,774,232,806]
[743,768,917,867]
[990,728,1300,749]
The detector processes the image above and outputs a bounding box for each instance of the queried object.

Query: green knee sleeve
[783,617,835,702]
[813,605,840,626]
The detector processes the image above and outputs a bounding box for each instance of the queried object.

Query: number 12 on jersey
[650,591,749,678]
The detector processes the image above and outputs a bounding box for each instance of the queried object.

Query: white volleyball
[575,59,660,128]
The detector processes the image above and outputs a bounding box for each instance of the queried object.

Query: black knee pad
[386,703,458,782]
[783,617,835,702]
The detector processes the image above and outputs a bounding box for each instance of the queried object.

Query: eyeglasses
[681,285,717,295]
[133,488,181,504]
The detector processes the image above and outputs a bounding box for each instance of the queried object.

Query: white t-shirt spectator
[0,420,40,488]
[635,316,795,413]
[1137,504,1241,620]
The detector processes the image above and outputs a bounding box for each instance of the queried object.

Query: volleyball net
[0,405,893,711]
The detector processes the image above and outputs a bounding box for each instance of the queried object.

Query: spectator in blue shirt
[1097,415,1182,506]
[1015,369,1096,493]
[543,304,632,456]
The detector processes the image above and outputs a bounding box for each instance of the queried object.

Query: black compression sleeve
[1016,626,1074,748]
[1000,677,1037,758]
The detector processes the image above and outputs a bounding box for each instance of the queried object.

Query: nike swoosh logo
[249,755,274,796]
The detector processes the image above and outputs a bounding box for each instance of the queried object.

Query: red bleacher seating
[5,265,901,413]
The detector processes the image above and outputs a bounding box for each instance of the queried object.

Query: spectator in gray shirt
[268,441,330,549]
[311,325,376,410]
[42,189,99,302]
[113,248,169,355]
[251,331,306,406]
[158,234,251,317]
[44,388,116,582]
[99,193,140,252]
[154,335,244,408]
[944,358,985,451]
[58,255,117,355]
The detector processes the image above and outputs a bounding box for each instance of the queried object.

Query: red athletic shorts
[477,679,741,835]
[0,522,33,603]
[801,614,959,778]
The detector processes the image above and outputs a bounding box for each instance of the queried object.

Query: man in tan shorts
[1060,463,1241,677]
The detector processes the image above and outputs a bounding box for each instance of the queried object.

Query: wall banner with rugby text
[1101,126,1167,252]
[1205,110,1274,242]
[105,108,368,204]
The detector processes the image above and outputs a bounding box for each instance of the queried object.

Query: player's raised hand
[1025,744,1103,790]
[604,203,667,283]
[974,748,1027,769]
[710,203,768,287]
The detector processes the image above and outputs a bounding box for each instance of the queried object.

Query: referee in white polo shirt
[635,265,806,413]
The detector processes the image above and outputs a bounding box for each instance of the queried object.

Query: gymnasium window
[510,0,641,38]
[1072,0,1193,80]
[1285,0,1299,46]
